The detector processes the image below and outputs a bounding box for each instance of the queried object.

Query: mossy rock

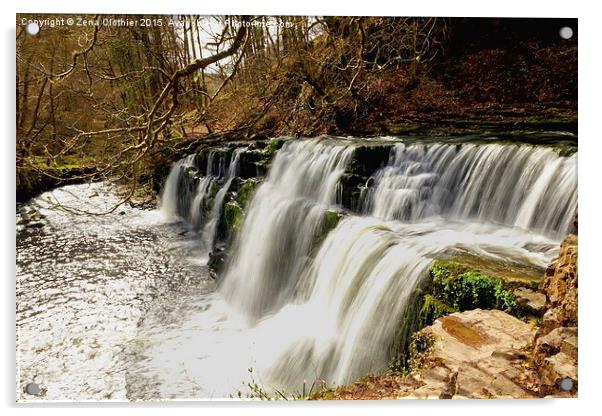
[224,202,243,241]
[16,164,96,202]
[441,252,543,290]
[234,178,257,209]
[388,258,522,374]
[430,260,517,314]
[387,123,423,135]
[238,147,277,179]
[419,294,457,328]
[311,210,345,253]
[387,330,437,374]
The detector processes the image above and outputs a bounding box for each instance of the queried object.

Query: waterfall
[363,142,577,238]
[258,216,557,388]
[220,138,355,318]
[153,137,577,395]
[202,148,244,251]
[159,154,196,219]
[159,147,245,252]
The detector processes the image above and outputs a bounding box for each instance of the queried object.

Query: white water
[202,148,244,252]
[363,142,577,238]
[159,148,245,254]
[221,140,355,317]
[159,154,196,219]
[141,136,576,398]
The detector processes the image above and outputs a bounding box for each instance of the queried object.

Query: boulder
[347,144,392,177]
[535,326,578,362]
[538,352,578,395]
[402,309,537,399]
[538,234,577,335]
[513,287,546,316]
[532,234,578,396]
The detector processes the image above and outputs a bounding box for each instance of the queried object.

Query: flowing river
[16,135,577,401]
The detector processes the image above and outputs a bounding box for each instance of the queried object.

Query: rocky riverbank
[314,234,578,400]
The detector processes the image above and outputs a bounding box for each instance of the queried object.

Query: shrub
[430,260,517,313]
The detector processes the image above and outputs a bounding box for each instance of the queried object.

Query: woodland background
[16,15,577,201]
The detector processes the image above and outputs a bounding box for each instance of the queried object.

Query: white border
[3,1,600,415]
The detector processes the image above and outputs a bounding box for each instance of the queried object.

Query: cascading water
[159,147,245,253]
[362,142,577,238]
[136,136,576,398]
[220,139,355,317]
[202,148,244,251]
[159,154,196,219]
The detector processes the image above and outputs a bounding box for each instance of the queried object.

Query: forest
[16,15,577,202]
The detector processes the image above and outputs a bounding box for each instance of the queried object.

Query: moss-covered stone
[430,260,517,314]
[419,294,457,328]
[16,164,96,202]
[387,329,437,374]
[387,123,423,135]
[438,253,543,290]
[224,202,243,240]
[239,146,279,179]
[388,257,524,373]
[311,210,344,253]
[235,178,257,209]
[268,138,285,151]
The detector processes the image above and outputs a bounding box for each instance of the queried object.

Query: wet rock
[316,210,344,241]
[347,145,392,177]
[223,202,242,242]
[513,287,546,316]
[338,173,369,211]
[208,247,228,276]
[439,251,544,290]
[238,148,276,179]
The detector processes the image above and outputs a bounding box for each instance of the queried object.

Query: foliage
[16,14,577,205]
[430,260,517,313]
[224,202,243,238]
[232,368,325,400]
[235,179,257,209]
[419,294,457,327]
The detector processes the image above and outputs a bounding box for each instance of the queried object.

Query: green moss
[16,157,95,201]
[199,180,221,219]
[387,123,422,135]
[419,294,457,327]
[312,210,343,252]
[267,138,284,151]
[430,260,517,313]
[224,202,243,238]
[440,253,543,290]
[323,210,342,231]
[234,179,257,209]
